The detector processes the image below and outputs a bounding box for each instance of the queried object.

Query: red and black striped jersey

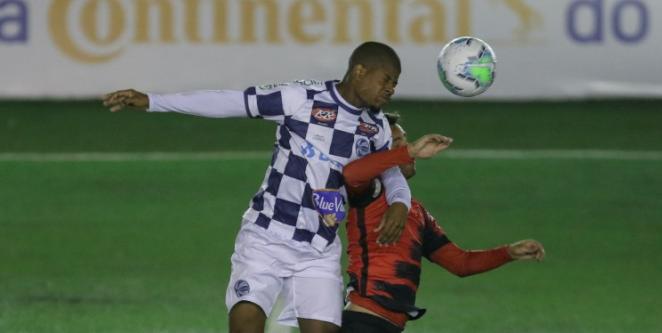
[343,146,513,328]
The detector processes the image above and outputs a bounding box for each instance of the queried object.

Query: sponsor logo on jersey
[357,121,379,137]
[355,138,371,157]
[312,108,337,123]
[312,190,346,227]
[234,279,250,297]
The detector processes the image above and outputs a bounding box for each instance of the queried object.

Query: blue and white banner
[1,0,660,99]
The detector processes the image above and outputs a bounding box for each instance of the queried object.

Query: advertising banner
[1,0,660,99]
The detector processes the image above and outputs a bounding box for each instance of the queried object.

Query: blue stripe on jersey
[301,184,315,209]
[293,228,315,242]
[257,91,285,117]
[366,110,385,128]
[325,169,344,189]
[284,154,308,182]
[307,89,321,100]
[251,191,264,211]
[256,213,271,228]
[329,130,355,158]
[273,198,301,226]
[278,125,291,150]
[316,222,338,243]
[265,169,283,196]
[375,141,390,152]
[243,87,257,118]
[326,81,362,115]
[284,117,310,141]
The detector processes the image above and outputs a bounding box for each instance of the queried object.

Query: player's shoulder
[290,79,328,92]
[411,199,435,223]
[251,80,329,106]
[411,198,427,218]
[254,79,326,94]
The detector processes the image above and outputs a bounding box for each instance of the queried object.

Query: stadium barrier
[1,0,660,99]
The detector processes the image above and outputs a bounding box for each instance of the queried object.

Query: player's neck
[336,81,365,109]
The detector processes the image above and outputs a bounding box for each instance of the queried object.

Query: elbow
[445,265,471,278]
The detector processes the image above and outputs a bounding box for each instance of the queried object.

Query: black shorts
[340,310,403,333]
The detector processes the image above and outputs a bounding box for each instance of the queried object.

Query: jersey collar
[327,80,363,116]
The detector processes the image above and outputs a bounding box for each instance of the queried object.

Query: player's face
[391,124,416,179]
[357,65,400,109]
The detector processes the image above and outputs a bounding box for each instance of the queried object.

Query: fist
[102,89,149,112]
[507,239,545,261]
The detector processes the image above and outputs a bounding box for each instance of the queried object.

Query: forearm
[147,90,247,118]
[381,166,412,210]
[431,243,513,277]
[343,146,413,190]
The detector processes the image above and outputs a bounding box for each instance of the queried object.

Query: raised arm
[343,134,453,195]
[102,89,246,118]
[343,146,413,195]
[102,83,308,123]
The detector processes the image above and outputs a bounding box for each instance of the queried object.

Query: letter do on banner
[566,0,649,44]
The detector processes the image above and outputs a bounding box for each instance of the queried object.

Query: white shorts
[225,224,343,327]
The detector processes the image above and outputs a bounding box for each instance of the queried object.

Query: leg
[226,228,286,333]
[229,301,267,333]
[289,276,343,333]
[298,318,340,333]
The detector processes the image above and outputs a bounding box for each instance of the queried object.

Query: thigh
[292,276,343,328]
[229,301,266,333]
[225,229,285,319]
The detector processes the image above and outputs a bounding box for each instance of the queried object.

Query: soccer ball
[437,37,497,97]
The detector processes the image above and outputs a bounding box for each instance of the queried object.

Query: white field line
[1,150,662,162]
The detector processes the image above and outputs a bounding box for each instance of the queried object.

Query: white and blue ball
[437,36,497,97]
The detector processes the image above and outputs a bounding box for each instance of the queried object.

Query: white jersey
[242,80,394,252]
[148,79,410,253]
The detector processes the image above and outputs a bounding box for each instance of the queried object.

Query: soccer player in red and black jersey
[341,113,546,333]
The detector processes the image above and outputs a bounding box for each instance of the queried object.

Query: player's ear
[352,64,367,81]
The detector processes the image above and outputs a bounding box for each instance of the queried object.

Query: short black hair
[348,41,401,73]
[384,112,400,126]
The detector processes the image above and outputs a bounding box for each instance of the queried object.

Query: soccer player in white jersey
[103,42,445,333]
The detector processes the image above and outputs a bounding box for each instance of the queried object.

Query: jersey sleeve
[420,205,514,277]
[147,90,246,118]
[243,82,308,124]
[381,166,412,209]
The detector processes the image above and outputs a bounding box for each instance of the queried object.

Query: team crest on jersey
[355,138,371,157]
[234,280,250,297]
[312,108,337,123]
[312,189,346,227]
[356,121,379,137]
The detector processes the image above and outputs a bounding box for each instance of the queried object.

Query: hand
[102,89,149,112]
[375,202,408,245]
[407,134,453,159]
[507,239,545,261]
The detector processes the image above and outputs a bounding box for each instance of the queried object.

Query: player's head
[343,42,401,109]
[385,112,416,179]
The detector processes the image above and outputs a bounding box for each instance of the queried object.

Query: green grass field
[1,100,661,332]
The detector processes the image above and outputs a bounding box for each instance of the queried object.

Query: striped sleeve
[243,83,307,123]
